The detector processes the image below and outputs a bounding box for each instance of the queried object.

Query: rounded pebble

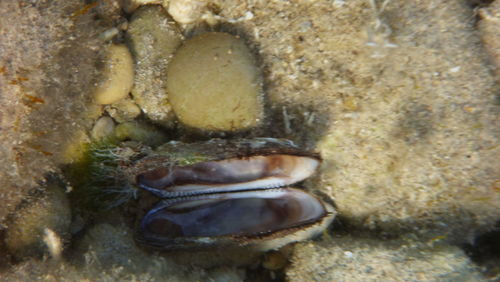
[91,116,115,140]
[105,98,142,123]
[93,44,134,105]
[114,121,168,147]
[5,183,71,259]
[168,0,206,24]
[121,0,169,13]
[167,32,264,131]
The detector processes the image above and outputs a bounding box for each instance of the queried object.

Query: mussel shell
[129,138,321,198]
[130,138,320,173]
[136,188,335,251]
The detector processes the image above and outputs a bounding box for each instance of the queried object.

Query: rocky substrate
[0,0,498,281]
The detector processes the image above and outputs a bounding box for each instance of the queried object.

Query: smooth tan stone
[93,44,134,105]
[91,116,115,140]
[105,98,142,123]
[5,184,71,259]
[167,32,264,131]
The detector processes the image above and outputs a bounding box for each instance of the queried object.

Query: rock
[286,235,485,281]
[94,0,122,26]
[35,223,246,281]
[2,0,499,279]
[91,116,115,141]
[0,0,104,224]
[168,0,207,24]
[478,0,500,82]
[93,44,134,105]
[298,0,500,241]
[208,267,245,282]
[121,0,169,14]
[167,32,264,131]
[105,98,142,123]
[60,130,91,165]
[5,182,71,259]
[114,121,168,147]
[127,5,182,128]
[76,223,148,268]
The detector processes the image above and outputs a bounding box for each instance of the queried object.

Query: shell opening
[137,154,320,197]
[140,188,328,240]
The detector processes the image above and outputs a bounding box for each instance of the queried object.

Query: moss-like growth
[63,139,141,212]
[114,121,169,147]
[63,117,172,213]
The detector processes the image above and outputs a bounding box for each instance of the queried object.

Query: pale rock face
[287,236,485,281]
[1,0,498,280]
[5,184,71,259]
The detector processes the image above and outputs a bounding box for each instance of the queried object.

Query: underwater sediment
[0,0,499,281]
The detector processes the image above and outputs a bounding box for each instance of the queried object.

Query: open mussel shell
[131,138,321,198]
[131,138,334,250]
[137,188,335,251]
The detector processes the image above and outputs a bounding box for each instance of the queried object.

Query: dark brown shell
[136,188,335,251]
[130,138,321,198]
[131,138,320,172]
[127,138,333,250]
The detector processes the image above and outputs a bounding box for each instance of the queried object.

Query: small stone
[83,103,105,122]
[94,0,122,26]
[121,0,169,14]
[167,32,264,131]
[93,44,134,105]
[5,183,71,259]
[105,98,141,123]
[114,121,168,147]
[91,116,115,140]
[98,27,120,42]
[127,5,183,128]
[168,0,207,24]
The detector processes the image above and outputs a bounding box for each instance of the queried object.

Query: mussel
[132,138,335,250]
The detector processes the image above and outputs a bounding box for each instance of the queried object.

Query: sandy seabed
[0,0,499,281]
